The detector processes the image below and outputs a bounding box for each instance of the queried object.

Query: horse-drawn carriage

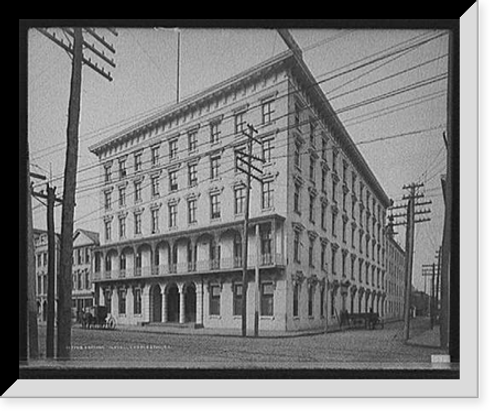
[339,310,383,330]
[81,305,116,330]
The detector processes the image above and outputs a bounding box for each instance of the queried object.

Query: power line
[31,30,444,160]
[33,63,448,193]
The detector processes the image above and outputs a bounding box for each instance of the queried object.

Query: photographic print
[14,15,477,397]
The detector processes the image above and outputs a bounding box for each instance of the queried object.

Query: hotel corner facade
[89,49,406,331]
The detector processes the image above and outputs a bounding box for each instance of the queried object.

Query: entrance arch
[167,284,180,322]
[150,284,162,323]
[184,283,196,323]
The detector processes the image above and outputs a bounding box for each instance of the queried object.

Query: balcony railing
[93,253,284,281]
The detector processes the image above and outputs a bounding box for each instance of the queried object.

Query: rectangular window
[331,246,337,274]
[261,229,272,264]
[262,100,274,125]
[234,112,246,134]
[151,146,160,167]
[234,187,245,215]
[134,213,142,235]
[151,208,159,234]
[169,138,178,160]
[321,243,326,271]
[308,239,314,268]
[261,282,274,316]
[233,283,243,316]
[209,284,221,315]
[118,289,126,315]
[321,168,327,192]
[119,159,127,179]
[309,120,315,148]
[294,103,301,132]
[309,194,315,223]
[293,231,301,263]
[309,157,315,183]
[188,163,198,187]
[294,143,301,170]
[118,216,126,239]
[308,285,314,317]
[104,220,111,241]
[133,288,142,315]
[134,152,142,172]
[118,186,126,207]
[293,283,300,317]
[151,176,160,198]
[342,252,347,277]
[261,181,274,210]
[188,199,197,224]
[210,193,221,220]
[261,136,273,163]
[168,203,177,228]
[294,184,301,214]
[134,181,142,203]
[104,164,112,183]
[210,121,221,144]
[188,130,198,153]
[104,190,112,211]
[169,170,178,192]
[321,202,327,230]
[210,155,221,179]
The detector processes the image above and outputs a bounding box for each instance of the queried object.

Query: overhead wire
[30,30,444,161]
[33,36,448,193]
[32,30,449,225]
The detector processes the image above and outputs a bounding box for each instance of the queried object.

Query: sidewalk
[406,325,441,348]
[114,322,343,339]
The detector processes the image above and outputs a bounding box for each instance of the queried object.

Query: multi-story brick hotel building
[89,47,403,331]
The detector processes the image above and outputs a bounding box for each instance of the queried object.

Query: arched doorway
[150,284,162,323]
[167,284,180,322]
[184,283,196,323]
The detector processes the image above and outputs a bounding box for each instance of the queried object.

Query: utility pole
[422,262,436,329]
[32,184,63,358]
[439,28,454,355]
[390,183,431,341]
[36,27,117,359]
[237,123,265,337]
[26,171,48,361]
[435,247,442,322]
[254,223,260,337]
[57,26,83,360]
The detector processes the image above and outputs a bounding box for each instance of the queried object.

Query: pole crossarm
[62,28,116,68]
[36,28,115,82]
[83,27,117,53]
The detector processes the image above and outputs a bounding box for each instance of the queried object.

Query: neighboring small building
[34,227,99,322]
[34,228,60,322]
[72,228,100,320]
[385,232,406,321]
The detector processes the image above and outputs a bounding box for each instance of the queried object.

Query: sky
[27,25,450,292]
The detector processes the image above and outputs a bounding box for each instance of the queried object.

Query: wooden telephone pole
[32,184,63,358]
[236,124,265,337]
[390,183,431,341]
[36,27,117,359]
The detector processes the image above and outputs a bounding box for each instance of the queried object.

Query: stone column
[142,285,150,324]
[196,282,203,326]
[161,285,168,323]
[179,285,185,324]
